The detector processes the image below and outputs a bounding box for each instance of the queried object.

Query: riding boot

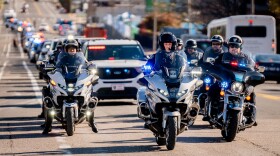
[38,86,50,118]
[91,121,98,133]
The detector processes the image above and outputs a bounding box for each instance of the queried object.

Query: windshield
[161,54,186,83]
[255,54,280,63]
[87,45,146,61]
[221,52,254,71]
[58,53,86,79]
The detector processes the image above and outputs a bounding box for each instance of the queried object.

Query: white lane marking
[5,43,11,58]
[22,61,42,105]
[0,61,8,81]
[2,44,7,56]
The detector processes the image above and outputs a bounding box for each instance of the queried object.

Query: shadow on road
[0,95,40,99]
[97,100,136,106]
[177,136,225,143]
[0,117,63,140]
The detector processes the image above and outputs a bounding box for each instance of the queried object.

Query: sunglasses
[212,43,221,46]
[187,48,195,50]
[229,44,240,48]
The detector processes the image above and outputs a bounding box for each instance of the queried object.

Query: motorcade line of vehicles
[3,14,269,151]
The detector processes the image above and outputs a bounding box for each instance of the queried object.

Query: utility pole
[187,0,191,34]
[152,0,157,51]
[251,0,255,14]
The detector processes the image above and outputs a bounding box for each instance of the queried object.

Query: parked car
[83,39,148,99]
[252,53,280,84]
[3,9,16,19]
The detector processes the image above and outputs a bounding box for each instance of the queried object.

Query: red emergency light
[248,19,253,25]
[88,45,106,50]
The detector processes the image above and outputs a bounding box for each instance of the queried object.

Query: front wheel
[166,116,177,150]
[222,111,240,142]
[42,109,53,134]
[65,107,75,136]
[156,137,166,146]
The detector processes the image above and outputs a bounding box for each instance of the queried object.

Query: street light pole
[251,0,255,14]
[152,0,157,51]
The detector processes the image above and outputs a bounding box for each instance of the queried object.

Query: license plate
[112,84,124,91]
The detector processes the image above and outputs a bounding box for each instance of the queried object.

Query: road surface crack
[238,136,280,156]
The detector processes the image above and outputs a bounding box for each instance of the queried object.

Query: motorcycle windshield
[221,53,254,72]
[59,53,86,81]
[161,54,187,83]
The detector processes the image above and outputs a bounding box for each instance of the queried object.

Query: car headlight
[231,82,244,93]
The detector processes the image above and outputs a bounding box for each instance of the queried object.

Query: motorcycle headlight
[67,88,75,92]
[231,82,244,93]
[176,89,187,97]
[159,89,168,96]
[90,69,97,75]
[221,81,229,89]
[68,83,74,88]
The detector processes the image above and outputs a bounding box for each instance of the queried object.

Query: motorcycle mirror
[88,64,97,75]
[206,57,215,63]
[190,59,198,65]
[257,66,265,73]
[36,60,43,65]
[44,64,55,71]
[191,67,202,78]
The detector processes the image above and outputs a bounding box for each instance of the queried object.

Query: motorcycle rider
[204,35,258,126]
[42,39,98,134]
[154,32,184,71]
[199,35,225,119]
[184,39,203,66]
[138,32,185,128]
[144,33,186,71]
[37,40,69,119]
[202,35,225,63]
[177,38,184,51]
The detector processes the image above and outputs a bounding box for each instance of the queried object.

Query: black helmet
[64,39,79,52]
[185,39,197,49]
[177,38,183,46]
[228,35,243,47]
[211,35,224,44]
[158,32,177,51]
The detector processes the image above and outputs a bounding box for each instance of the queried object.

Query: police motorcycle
[137,54,203,150]
[42,57,99,136]
[204,55,265,142]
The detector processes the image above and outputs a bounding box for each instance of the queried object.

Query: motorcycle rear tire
[222,111,240,142]
[66,107,75,136]
[166,116,177,150]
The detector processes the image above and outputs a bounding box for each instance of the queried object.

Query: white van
[207,15,276,54]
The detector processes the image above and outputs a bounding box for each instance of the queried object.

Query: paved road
[1,1,280,156]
